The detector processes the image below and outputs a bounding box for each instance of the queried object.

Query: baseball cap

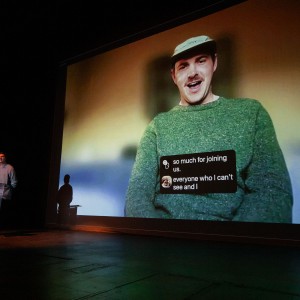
[171,35,216,66]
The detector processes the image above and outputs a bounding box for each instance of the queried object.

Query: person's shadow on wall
[57,174,73,225]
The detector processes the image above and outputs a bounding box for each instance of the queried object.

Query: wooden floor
[1,228,300,299]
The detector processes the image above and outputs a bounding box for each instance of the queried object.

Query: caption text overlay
[160,150,237,194]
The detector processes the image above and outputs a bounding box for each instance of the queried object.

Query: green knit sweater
[125,97,293,223]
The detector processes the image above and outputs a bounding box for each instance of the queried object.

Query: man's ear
[213,54,218,72]
[170,68,177,85]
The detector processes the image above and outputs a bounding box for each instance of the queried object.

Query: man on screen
[125,35,293,223]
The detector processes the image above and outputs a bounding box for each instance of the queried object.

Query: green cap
[171,35,216,66]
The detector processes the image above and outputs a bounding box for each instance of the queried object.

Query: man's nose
[187,65,198,78]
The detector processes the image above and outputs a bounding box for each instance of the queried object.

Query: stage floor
[0,229,300,299]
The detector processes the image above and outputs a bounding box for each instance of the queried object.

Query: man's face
[171,53,217,106]
[0,154,6,164]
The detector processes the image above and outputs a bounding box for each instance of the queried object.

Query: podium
[69,205,81,225]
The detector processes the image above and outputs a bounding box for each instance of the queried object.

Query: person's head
[64,174,70,184]
[0,152,7,164]
[170,35,218,106]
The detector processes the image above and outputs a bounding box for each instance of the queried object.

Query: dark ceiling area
[3,1,241,63]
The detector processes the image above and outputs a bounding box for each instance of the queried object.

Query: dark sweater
[125,97,293,223]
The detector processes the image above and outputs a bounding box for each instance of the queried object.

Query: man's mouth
[187,80,202,90]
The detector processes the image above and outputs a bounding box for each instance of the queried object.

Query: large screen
[56,0,300,225]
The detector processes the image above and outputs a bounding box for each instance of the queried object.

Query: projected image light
[58,0,300,224]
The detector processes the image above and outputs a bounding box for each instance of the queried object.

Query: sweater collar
[171,96,224,112]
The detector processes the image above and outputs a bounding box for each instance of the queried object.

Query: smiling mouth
[187,80,202,89]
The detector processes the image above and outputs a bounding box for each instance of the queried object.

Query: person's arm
[69,186,73,205]
[9,167,17,189]
[125,121,165,218]
[233,105,293,223]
